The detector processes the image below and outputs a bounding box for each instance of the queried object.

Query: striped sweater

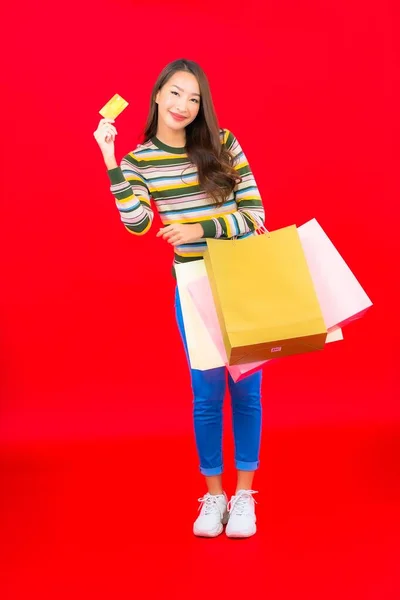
[108,129,265,264]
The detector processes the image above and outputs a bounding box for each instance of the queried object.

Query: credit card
[99,94,129,119]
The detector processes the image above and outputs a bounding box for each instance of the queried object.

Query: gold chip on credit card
[99,94,129,119]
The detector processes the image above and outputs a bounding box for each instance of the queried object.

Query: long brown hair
[143,59,241,206]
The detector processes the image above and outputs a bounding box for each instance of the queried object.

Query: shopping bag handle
[232,225,270,242]
[255,225,270,237]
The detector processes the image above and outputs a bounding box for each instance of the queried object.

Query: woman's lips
[170,112,186,122]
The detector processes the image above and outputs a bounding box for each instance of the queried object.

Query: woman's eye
[191,99,199,104]
[171,91,179,96]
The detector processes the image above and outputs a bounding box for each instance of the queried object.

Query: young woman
[94,59,266,538]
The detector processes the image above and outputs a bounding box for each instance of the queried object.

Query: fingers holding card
[94,94,129,157]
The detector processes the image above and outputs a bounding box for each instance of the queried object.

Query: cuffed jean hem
[236,460,259,471]
[200,465,224,476]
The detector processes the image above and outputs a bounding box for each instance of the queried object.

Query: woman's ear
[155,90,160,104]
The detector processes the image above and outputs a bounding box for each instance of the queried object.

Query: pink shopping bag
[297,219,373,329]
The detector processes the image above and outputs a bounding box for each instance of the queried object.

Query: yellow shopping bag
[204,225,327,365]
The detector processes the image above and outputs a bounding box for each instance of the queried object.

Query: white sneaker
[226,490,258,538]
[193,492,228,537]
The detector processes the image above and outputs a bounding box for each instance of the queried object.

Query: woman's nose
[175,101,188,113]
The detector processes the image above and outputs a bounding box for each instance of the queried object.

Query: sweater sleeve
[108,153,154,235]
[197,130,265,239]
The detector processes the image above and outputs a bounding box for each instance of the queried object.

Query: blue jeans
[175,287,262,476]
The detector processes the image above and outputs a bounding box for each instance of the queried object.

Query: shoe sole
[226,526,257,539]
[193,524,224,538]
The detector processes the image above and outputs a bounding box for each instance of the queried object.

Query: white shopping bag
[175,261,225,371]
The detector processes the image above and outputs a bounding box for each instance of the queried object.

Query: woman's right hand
[93,118,118,158]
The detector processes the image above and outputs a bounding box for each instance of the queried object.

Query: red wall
[0,0,398,442]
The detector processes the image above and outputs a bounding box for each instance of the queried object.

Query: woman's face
[155,71,201,132]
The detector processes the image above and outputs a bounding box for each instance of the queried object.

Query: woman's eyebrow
[171,84,200,97]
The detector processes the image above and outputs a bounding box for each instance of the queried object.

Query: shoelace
[197,493,224,516]
[227,490,258,516]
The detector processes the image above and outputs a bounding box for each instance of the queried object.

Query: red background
[1,0,399,598]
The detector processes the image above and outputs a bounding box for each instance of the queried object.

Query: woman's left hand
[156,223,204,247]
